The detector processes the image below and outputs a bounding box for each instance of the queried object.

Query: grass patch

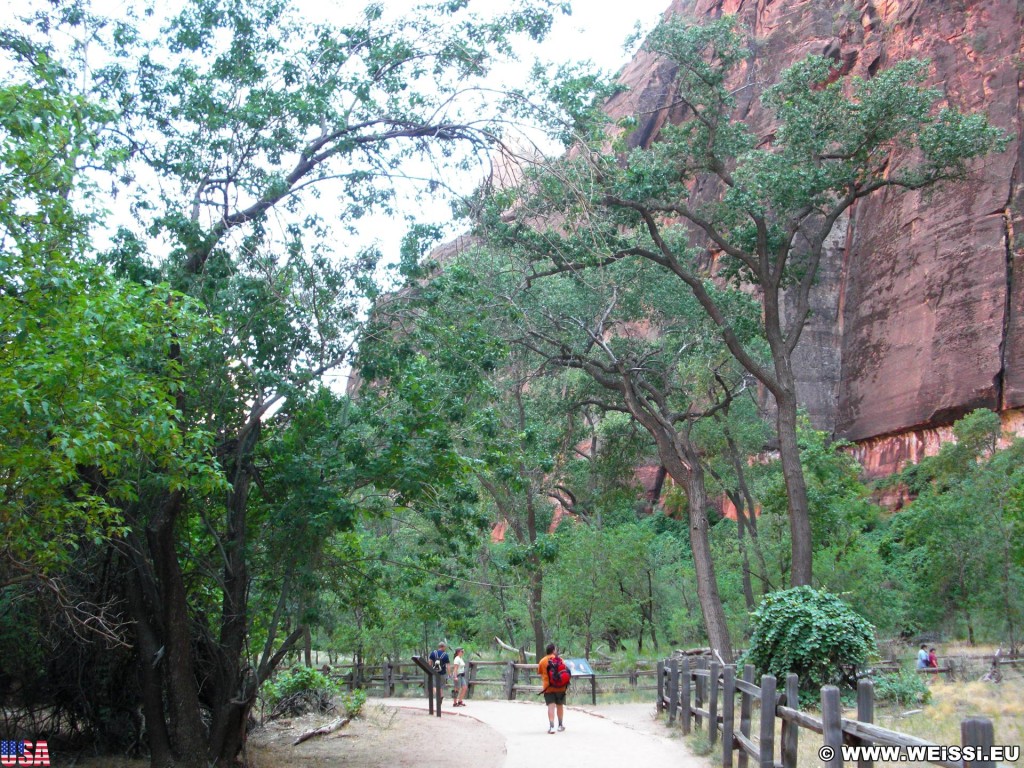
[685,731,716,756]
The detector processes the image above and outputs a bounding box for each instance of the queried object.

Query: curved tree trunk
[575,362,735,661]
[669,456,733,662]
[630,409,733,661]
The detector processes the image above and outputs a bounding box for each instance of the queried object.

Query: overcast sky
[8,0,676,387]
[542,0,670,72]
[355,0,674,252]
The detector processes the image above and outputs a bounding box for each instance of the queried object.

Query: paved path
[375,697,707,768]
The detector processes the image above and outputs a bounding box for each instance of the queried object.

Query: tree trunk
[120,422,269,768]
[521,462,547,660]
[146,493,209,767]
[207,425,260,766]
[675,462,733,662]
[645,570,658,650]
[528,563,546,661]
[732,499,757,612]
[644,428,733,660]
[775,392,813,586]
[120,544,174,768]
[612,374,733,661]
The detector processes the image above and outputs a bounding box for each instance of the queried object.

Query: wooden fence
[320,659,658,703]
[867,653,1024,683]
[657,657,1005,768]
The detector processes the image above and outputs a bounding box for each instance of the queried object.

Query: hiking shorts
[544,691,567,705]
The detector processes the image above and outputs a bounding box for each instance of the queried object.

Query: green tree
[883,410,1024,644]
[444,245,766,659]
[366,268,574,660]
[483,15,1006,588]
[6,0,571,763]
[0,32,219,589]
[548,520,681,655]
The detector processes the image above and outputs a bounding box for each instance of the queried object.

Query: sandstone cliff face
[606,0,1023,473]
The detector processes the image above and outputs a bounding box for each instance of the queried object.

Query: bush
[340,688,368,718]
[261,666,340,718]
[743,586,877,690]
[872,669,931,707]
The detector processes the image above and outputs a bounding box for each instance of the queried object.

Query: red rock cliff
[607,0,1023,474]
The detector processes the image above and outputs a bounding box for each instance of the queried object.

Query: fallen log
[494,637,536,658]
[674,647,711,657]
[292,716,351,745]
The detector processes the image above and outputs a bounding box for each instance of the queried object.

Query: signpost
[412,655,442,717]
[565,658,597,705]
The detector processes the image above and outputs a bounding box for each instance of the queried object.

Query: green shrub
[261,666,340,718]
[872,669,931,707]
[743,586,877,690]
[340,688,368,718]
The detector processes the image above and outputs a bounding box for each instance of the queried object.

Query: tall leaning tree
[483,16,1006,586]
[470,250,763,660]
[8,0,571,764]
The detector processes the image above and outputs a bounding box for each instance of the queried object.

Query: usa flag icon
[0,740,49,766]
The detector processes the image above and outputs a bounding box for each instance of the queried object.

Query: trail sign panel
[565,658,594,676]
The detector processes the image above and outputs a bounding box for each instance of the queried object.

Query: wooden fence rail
[658,657,1006,768]
[318,659,658,703]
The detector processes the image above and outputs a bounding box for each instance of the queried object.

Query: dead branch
[292,716,351,745]
[494,636,536,658]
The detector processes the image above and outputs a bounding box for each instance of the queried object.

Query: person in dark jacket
[428,641,450,706]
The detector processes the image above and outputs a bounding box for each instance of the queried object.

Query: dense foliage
[0,1,1020,763]
[480,15,1006,589]
[744,586,877,690]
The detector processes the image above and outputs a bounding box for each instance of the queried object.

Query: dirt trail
[371,697,707,768]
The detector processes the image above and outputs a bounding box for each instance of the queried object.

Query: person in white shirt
[450,647,468,706]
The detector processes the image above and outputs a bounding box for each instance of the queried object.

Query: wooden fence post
[695,658,705,732]
[510,662,520,700]
[467,661,478,700]
[426,670,435,715]
[722,665,736,768]
[961,717,995,768]
[821,685,843,768]
[668,658,680,726]
[681,657,692,735]
[504,661,516,700]
[758,675,776,768]
[384,662,394,697]
[857,678,875,768]
[709,660,721,745]
[434,672,443,717]
[738,665,753,768]
[657,660,665,712]
[781,674,799,768]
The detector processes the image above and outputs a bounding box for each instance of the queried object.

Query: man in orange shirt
[537,643,569,734]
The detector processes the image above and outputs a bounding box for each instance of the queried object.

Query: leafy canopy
[0,33,221,576]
